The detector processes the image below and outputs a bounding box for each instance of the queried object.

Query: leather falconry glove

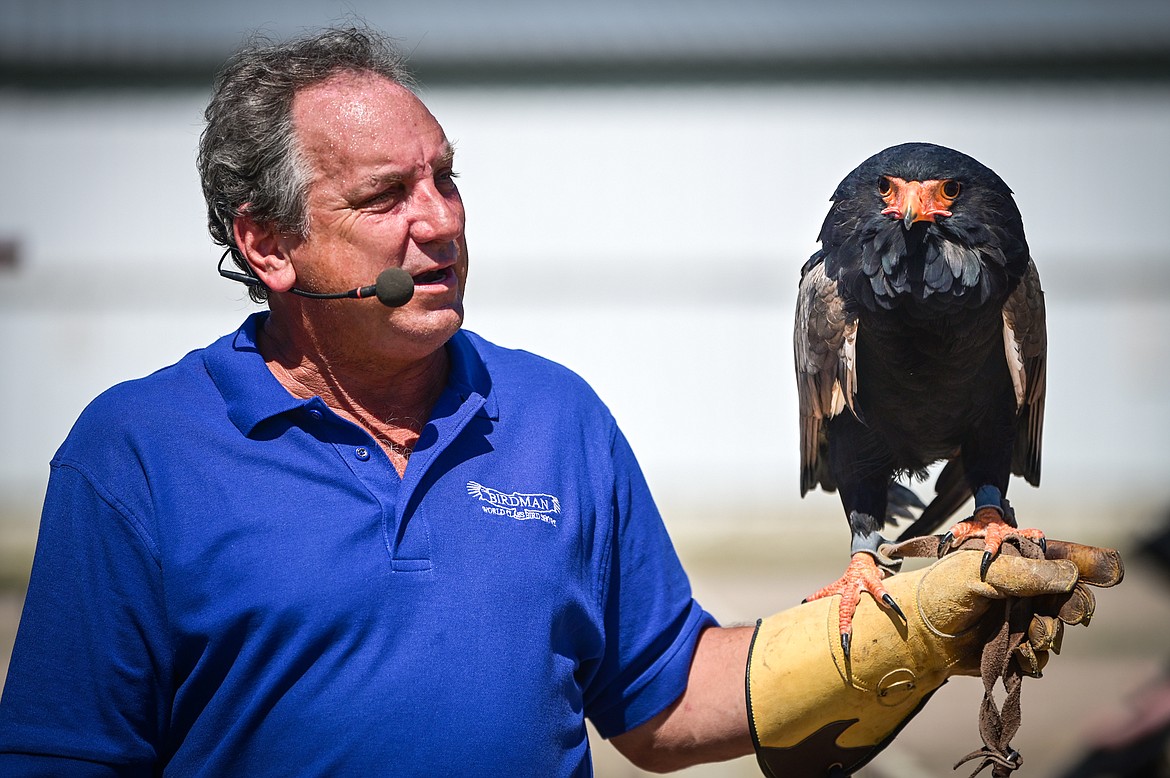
[746,539,1123,778]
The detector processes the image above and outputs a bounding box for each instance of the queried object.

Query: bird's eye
[941,180,961,199]
[877,177,892,196]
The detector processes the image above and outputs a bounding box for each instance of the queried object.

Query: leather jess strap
[880,536,1124,777]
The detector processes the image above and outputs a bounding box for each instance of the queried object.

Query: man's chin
[385,308,464,353]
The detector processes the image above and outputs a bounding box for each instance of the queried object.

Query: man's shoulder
[57,326,241,462]
[457,329,605,403]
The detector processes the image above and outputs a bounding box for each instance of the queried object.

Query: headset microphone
[217,250,415,308]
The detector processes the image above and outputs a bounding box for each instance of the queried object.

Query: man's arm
[609,542,1121,775]
[609,625,755,772]
[0,462,167,773]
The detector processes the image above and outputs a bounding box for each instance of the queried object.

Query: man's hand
[747,540,1122,777]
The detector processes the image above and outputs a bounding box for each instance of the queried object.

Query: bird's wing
[795,258,858,495]
[1002,259,1046,486]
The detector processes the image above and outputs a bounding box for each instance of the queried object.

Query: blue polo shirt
[0,314,715,777]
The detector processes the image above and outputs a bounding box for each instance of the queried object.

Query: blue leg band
[974,485,1003,514]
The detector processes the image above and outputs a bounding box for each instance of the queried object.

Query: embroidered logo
[466,481,561,527]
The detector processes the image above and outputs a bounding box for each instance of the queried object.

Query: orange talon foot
[939,506,1046,576]
[805,552,905,659]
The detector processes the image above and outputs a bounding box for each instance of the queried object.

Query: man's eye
[436,169,460,190]
[362,187,402,208]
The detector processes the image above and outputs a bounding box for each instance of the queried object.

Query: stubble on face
[276,71,468,370]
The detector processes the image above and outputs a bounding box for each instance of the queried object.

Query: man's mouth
[412,268,449,285]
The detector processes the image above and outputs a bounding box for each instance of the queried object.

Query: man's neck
[257,314,450,475]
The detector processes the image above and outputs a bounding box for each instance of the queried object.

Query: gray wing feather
[1002,259,1047,486]
[795,260,858,496]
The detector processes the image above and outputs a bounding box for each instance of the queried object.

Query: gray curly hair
[198,26,415,302]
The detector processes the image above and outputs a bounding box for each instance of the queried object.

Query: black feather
[794,142,1047,546]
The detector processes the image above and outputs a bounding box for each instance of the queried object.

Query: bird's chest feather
[854,307,1007,456]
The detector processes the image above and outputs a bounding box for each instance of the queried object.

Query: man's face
[282,71,467,361]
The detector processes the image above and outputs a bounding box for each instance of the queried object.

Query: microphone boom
[218,250,415,308]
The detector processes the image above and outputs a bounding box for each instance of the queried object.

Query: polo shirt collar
[204,313,498,437]
[445,329,499,421]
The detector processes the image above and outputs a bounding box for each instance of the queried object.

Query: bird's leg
[805,512,904,660]
[939,485,1046,576]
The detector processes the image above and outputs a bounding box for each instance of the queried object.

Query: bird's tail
[895,459,972,541]
[886,481,926,523]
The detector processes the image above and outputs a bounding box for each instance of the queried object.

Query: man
[0,26,1118,776]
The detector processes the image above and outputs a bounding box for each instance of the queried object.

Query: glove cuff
[746,567,955,776]
[746,628,941,776]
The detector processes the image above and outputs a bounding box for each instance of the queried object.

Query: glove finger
[1026,614,1064,653]
[1034,582,1097,621]
[1043,540,1124,587]
[1012,642,1049,677]
[1059,583,1096,626]
[979,554,1079,598]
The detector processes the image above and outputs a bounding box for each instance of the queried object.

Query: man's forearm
[609,625,755,772]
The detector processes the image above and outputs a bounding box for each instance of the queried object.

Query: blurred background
[2,1,1169,775]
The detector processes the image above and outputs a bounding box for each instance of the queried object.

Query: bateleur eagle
[795,142,1047,656]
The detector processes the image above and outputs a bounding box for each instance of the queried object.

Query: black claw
[980,550,993,579]
[938,532,954,557]
[882,593,907,622]
[841,632,851,661]
[1039,537,1047,554]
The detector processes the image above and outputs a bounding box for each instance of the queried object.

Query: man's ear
[233,211,299,293]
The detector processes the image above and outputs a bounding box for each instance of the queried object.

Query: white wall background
[2,82,1168,540]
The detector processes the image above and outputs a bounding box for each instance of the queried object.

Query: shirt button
[355,447,371,461]
[307,409,323,420]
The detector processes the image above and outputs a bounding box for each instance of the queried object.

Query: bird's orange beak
[880,177,957,230]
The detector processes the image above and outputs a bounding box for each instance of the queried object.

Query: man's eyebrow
[343,171,404,205]
[358,143,457,188]
[361,171,407,188]
[345,142,459,202]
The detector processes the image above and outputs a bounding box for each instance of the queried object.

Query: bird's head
[817,142,1030,313]
[877,174,961,231]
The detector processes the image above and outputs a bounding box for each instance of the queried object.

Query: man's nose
[409,182,463,244]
